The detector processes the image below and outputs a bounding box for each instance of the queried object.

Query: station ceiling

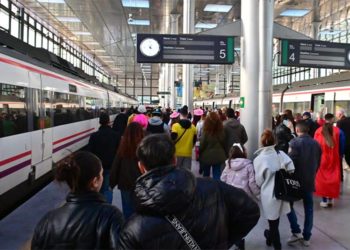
[16,0,343,90]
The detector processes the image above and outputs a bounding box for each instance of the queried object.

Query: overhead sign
[137,33,234,64]
[279,39,350,69]
[239,97,245,108]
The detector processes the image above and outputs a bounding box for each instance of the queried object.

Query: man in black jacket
[118,134,260,249]
[88,113,121,203]
[286,121,321,247]
[337,109,350,169]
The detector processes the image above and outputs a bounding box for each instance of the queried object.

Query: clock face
[140,38,160,57]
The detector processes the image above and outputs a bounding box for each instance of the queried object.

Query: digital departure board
[279,39,350,69]
[137,34,234,64]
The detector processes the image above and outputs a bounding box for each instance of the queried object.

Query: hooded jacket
[223,119,248,155]
[31,192,124,249]
[171,119,197,157]
[147,116,169,134]
[118,166,260,249]
[221,158,260,199]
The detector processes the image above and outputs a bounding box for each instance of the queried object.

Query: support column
[258,0,274,137]
[240,0,260,157]
[182,0,195,111]
[170,14,180,109]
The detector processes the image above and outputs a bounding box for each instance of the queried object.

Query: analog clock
[140,38,160,57]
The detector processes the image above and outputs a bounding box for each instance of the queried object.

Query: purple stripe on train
[53,133,93,153]
[0,159,32,178]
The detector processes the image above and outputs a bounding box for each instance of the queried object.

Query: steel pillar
[258,0,274,137]
[240,0,260,157]
[182,0,194,111]
[170,14,180,109]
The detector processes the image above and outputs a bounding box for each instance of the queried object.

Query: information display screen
[137,34,234,64]
[279,39,350,69]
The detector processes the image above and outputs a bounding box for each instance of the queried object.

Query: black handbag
[274,150,302,202]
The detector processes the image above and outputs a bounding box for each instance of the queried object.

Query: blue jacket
[288,134,322,192]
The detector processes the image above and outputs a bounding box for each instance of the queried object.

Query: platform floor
[0,161,349,250]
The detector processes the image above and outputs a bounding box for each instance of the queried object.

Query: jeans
[268,219,281,250]
[176,157,192,170]
[121,190,135,219]
[287,192,313,241]
[100,169,113,204]
[202,163,222,180]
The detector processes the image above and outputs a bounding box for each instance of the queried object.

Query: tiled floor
[0,162,349,250]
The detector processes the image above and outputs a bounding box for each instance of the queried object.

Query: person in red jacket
[314,113,341,207]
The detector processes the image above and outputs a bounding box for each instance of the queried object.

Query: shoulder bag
[274,149,302,202]
[165,215,201,250]
[174,129,188,144]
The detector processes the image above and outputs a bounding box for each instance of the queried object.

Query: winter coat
[118,166,260,249]
[288,134,322,192]
[171,119,197,157]
[223,118,248,155]
[110,157,141,191]
[199,131,227,165]
[112,113,128,136]
[274,123,294,153]
[314,126,341,198]
[304,118,319,138]
[31,192,124,249]
[337,116,350,148]
[253,145,294,220]
[87,126,121,170]
[221,158,260,199]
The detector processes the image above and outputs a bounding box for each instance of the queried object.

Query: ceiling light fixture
[128,19,150,26]
[73,31,91,36]
[37,0,65,3]
[195,22,217,29]
[56,17,81,22]
[85,42,99,45]
[122,0,149,8]
[280,9,310,17]
[204,4,232,13]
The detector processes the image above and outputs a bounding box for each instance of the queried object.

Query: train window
[0,83,28,138]
[52,92,81,126]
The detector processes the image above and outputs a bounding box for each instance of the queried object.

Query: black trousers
[268,219,282,250]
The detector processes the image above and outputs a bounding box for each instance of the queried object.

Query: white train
[0,47,137,216]
[194,71,350,117]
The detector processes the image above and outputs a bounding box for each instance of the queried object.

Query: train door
[311,93,325,116]
[29,72,52,179]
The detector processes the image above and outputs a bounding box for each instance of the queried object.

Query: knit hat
[137,105,147,114]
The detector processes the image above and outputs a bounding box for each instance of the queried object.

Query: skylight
[37,0,65,3]
[280,9,310,17]
[56,17,81,22]
[122,0,149,8]
[128,19,150,26]
[195,22,217,29]
[204,4,232,13]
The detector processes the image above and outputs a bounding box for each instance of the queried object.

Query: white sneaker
[287,233,303,245]
[302,239,310,247]
[320,201,328,208]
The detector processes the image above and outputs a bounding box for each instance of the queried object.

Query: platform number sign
[279,39,350,69]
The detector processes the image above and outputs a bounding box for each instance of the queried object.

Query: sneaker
[320,201,328,208]
[287,233,303,245]
[302,239,310,247]
[264,229,271,246]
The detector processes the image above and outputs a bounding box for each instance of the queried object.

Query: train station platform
[0,160,349,250]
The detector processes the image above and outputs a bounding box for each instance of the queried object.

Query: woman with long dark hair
[199,112,226,180]
[32,151,124,249]
[314,113,341,207]
[110,122,144,219]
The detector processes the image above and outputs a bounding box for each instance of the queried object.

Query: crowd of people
[30,105,350,250]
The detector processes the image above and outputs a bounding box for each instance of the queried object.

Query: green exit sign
[239,97,245,108]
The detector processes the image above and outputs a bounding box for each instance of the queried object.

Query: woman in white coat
[254,129,294,250]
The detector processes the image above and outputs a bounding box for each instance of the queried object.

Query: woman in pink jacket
[221,143,260,250]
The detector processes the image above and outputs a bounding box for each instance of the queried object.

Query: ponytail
[55,151,102,192]
[322,123,334,148]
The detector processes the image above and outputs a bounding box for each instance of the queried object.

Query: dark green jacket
[199,131,227,165]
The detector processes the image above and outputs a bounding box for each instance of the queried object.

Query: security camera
[128,13,134,23]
